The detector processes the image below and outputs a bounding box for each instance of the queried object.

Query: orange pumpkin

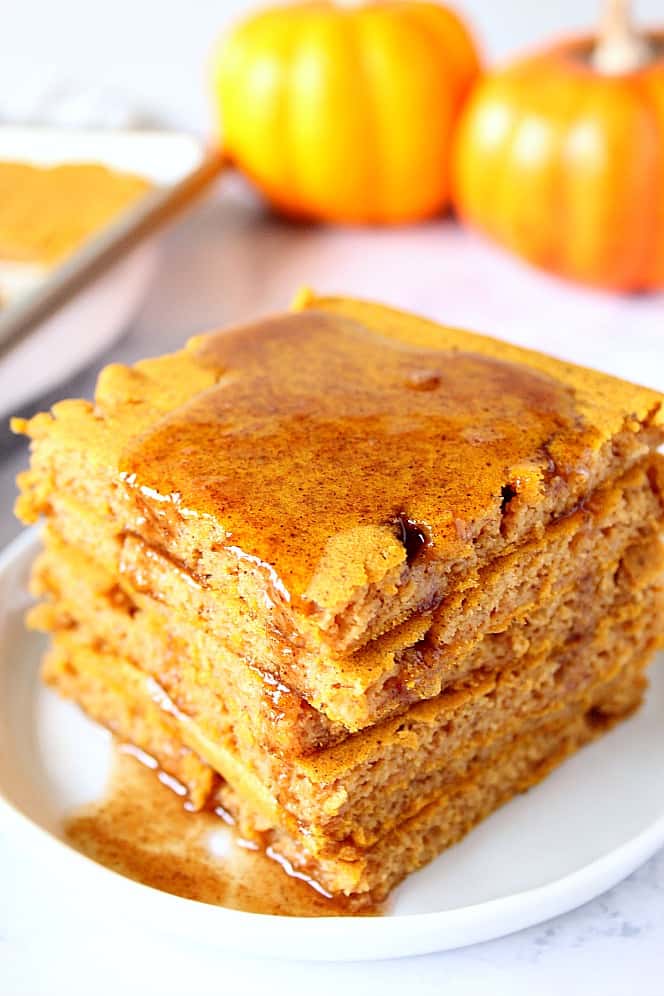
[212,1,481,224]
[452,0,664,291]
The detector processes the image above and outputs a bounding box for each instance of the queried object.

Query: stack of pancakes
[15,293,664,902]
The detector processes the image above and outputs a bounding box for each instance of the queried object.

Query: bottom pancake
[36,570,662,854]
[44,635,651,899]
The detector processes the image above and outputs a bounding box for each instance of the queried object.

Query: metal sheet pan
[0,127,225,356]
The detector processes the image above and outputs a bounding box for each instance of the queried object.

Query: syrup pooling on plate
[64,746,378,917]
[120,310,592,599]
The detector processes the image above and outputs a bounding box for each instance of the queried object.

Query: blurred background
[0,0,662,129]
[0,0,662,549]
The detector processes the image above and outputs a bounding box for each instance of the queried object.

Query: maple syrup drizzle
[120,311,589,598]
[64,745,380,917]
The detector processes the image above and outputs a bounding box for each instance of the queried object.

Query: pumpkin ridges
[495,68,581,273]
[452,75,524,246]
[460,59,548,214]
[350,8,401,221]
[556,76,614,286]
[636,71,664,287]
[399,1,481,103]
[451,78,505,228]
[285,10,373,220]
[452,30,664,290]
[269,8,314,216]
[347,9,387,220]
[605,78,659,289]
[478,85,524,254]
[355,6,456,220]
[284,4,468,223]
[619,77,664,290]
[393,2,481,216]
[213,0,481,223]
[560,76,658,288]
[535,72,587,277]
[490,61,549,259]
[219,10,305,214]
[435,4,483,94]
[284,3,368,221]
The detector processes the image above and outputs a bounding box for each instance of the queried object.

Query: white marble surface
[3,831,664,995]
[2,179,664,995]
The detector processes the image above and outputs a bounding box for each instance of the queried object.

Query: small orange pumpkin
[452,0,664,291]
[212,1,480,224]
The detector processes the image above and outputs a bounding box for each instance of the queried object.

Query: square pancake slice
[14,293,664,905]
[13,293,664,662]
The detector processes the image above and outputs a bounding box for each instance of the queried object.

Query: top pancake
[14,292,664,653]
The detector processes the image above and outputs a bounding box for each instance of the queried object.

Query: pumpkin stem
[592,0,653,73]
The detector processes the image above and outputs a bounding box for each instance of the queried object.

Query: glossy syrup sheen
[64,747,375,917]
[120,311,592,597]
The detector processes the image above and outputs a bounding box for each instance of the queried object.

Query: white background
[1,2,664,994]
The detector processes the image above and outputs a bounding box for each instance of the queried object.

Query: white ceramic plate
[1,528,663,962]
[0,244,158,418]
